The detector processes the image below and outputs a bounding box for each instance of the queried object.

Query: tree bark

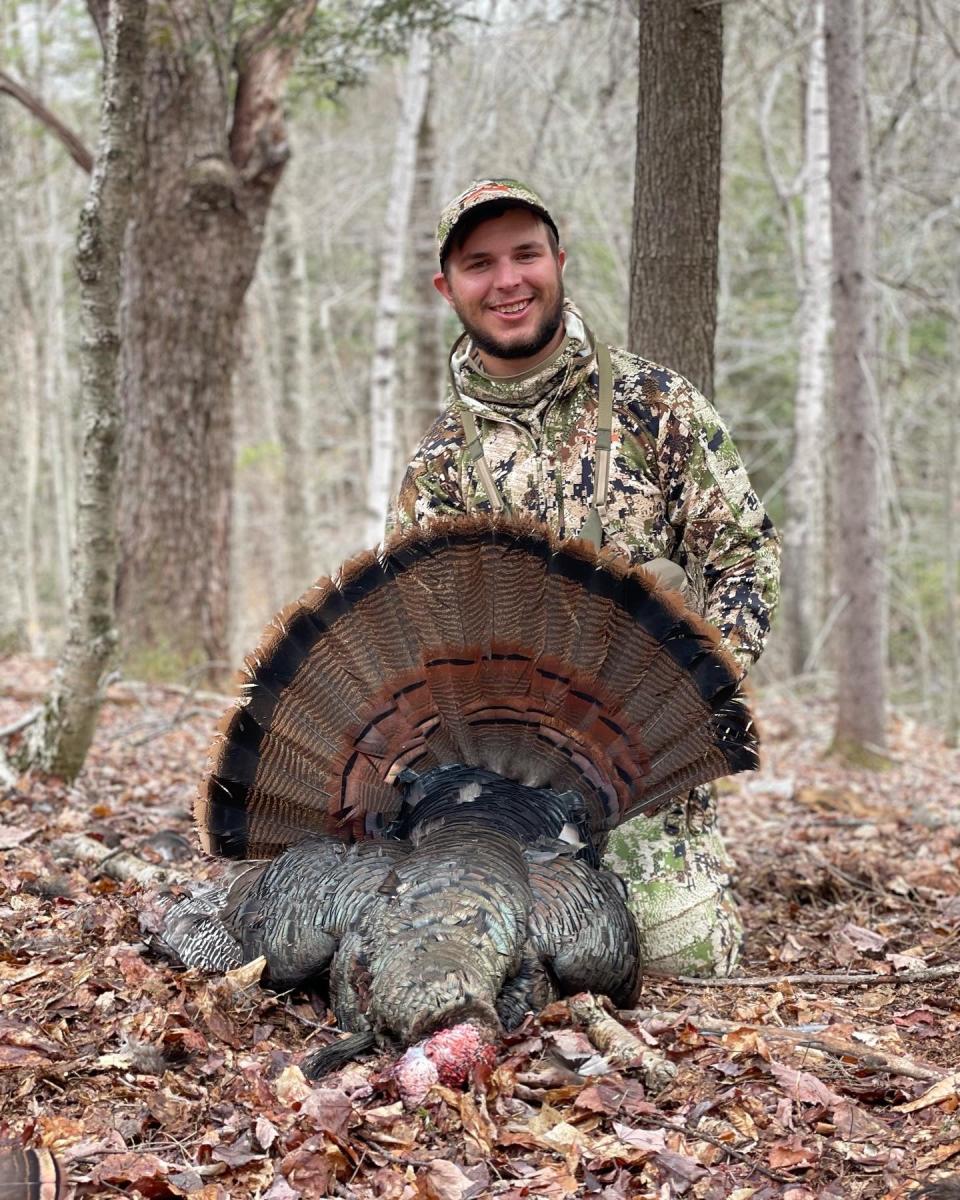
[0,97,28,651]
[628,0,722,397]
[271,190,315,596]
[407,75,445,448]
[18,0,147,780]
[365,31,433,546]
[946,384,959,749]
[824,0,888,760]
[782,0,831,676]
[113,0,317,680]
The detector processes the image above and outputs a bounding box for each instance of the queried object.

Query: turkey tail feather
[198,517,758,860]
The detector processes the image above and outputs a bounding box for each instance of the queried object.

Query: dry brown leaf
[226,955,266,989]
[422,1158,477,1200]
[894,1071,960,1112]
[769,1062,842,1107]
[916,1141,960,1170]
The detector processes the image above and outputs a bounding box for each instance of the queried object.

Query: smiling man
[392,179,781,978]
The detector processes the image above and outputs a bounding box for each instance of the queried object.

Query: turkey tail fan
[197,516,758,860]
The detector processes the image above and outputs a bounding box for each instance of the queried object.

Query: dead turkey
[160,516,757,1085]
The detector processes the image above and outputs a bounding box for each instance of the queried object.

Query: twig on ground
[50,833,190,886]
[638,1111,795,1185]
[568,992,676,1090]
[625,1009,945,1082]
[676,963,960,987]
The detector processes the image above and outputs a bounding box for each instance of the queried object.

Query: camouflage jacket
[392,303,780,672]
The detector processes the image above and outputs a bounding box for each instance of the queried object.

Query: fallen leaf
[423,1159,481,1200]
[770,1062,842,1107]
[916,1141,960,1170]
[0,823,37,848]
[894,1072,960,1112]
[768,1136,820,1169]
[91,1152,169,1186]
[226,955,266,989]
[611,1122,667,1153]
[275,1064,314,1106]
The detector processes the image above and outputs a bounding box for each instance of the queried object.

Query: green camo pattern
[436,177,556,262]
[393,302,780,674]
[391,302,778,975]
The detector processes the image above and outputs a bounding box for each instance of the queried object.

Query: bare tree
[0,95,27,651]
[365,31,433,546]
[782,0,831,675]
[628,0,722,397]
[14,0,146,781]
[824,0,887,760]
[407,76,445,447]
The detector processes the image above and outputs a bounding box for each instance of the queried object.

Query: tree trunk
[271,191,315,596]
[824,0,888,761]
[365,31,433,547]
[628,0,722,397]
[782,0,831,676]
[946,386,959,749]
[0,96,27,651]
[18,0,147,781]
[407,75,445,449]
[114,0,317,681]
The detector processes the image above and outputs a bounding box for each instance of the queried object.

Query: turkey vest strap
[459,406,512,516]
[449,329,613,543]
[579,340,613,552]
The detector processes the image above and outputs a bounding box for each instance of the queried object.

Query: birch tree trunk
[0,96,27,651]
[628,0,722,397]
[824,0,888,760]
[271,192,315,595]
[17,0,147,780]
[365,31,433,547]
[408,76,445,447]
[782,0,831,676]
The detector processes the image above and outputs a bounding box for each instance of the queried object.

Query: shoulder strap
[579,341,613,551]
[459,406,511,516]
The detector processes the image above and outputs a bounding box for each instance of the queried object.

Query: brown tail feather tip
[196,516,758,860]
[0,1147,63,1200]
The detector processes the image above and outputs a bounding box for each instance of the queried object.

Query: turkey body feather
[161,517,757,1063]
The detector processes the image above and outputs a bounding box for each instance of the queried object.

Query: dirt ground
[1,656,958,1198]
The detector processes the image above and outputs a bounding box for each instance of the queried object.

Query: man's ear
[434,271,454,305]
[558,248,566,273]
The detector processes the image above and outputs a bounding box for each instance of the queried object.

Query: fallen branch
[625,1009,945,1083]
[568,993,675,1091]
[50,833,190,887]
[676,963,960,987]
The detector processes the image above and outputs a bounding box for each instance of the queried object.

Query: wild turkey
[160,515,757,1092]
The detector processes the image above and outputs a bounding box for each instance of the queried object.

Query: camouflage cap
[437,178,559,264]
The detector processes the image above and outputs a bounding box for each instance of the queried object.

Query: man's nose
[491,257,521,289]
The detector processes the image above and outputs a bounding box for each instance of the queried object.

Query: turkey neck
[366,812,534,1046]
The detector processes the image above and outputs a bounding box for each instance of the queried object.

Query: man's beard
[459,287,566,364]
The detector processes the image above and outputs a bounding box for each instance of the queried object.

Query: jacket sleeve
[388,411,469,535]
[660,386,781,675]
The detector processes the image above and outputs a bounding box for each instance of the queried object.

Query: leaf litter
[1,658,959,1197]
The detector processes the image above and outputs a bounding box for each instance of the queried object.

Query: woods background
[1,0,957,765]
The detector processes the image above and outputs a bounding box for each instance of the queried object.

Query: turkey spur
[158,516,758,1075]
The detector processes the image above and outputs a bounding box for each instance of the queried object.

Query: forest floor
[1,655,958,1200]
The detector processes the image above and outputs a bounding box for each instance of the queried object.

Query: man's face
[435,207,566,377]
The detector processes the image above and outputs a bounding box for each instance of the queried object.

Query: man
[392,179,780,977]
